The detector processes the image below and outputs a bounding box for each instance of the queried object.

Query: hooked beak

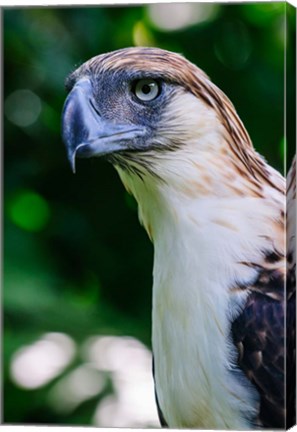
[61,79,145,173]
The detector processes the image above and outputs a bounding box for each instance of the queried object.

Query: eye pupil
[134,79,160,102]
[142,84,151,94]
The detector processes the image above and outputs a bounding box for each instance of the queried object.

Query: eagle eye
[133,79,160,102]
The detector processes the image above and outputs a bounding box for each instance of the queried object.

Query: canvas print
[3,2,296,429]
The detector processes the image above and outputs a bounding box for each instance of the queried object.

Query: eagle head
[62,47,243,178]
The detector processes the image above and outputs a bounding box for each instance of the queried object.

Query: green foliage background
[3,2,296,427]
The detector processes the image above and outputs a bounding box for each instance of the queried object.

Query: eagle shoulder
[231,253,290,428]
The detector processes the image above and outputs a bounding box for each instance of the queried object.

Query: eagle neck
[115,166,278,428]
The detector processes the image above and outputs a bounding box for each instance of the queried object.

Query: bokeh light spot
[133,21,155,47]
[5,89,42,127]
[8,190,50,232]
[48,365,106,413]
[83,335,160,427]
[10,333,76,389]
[214,21,252,70]
[148,3,219,31]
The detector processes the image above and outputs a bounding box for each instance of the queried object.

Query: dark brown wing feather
[232,286,285,428]
[231,247,296,430]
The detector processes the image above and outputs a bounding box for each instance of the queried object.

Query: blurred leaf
[7,190,50,232]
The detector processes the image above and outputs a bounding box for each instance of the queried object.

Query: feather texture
[64,47,295,429]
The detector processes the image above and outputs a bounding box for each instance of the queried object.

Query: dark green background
[3,2,296,427]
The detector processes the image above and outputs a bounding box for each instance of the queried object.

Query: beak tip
[71,159,76,174]
[67,150,77,174]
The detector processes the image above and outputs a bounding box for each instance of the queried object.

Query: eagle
[61,47,295,429]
